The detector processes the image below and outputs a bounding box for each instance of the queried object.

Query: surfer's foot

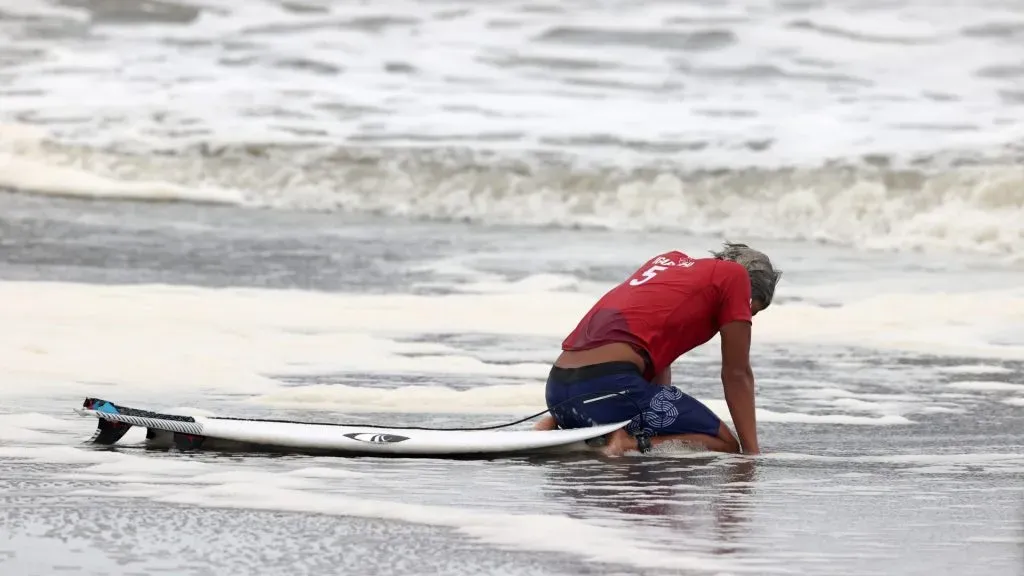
[533,415,558,431]
[601,428,638,457]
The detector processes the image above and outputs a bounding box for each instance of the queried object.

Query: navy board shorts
[545,361,722,438]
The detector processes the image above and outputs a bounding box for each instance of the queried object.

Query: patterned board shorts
[545,361,722,438]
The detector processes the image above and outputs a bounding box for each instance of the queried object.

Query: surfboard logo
[343,432,410,444]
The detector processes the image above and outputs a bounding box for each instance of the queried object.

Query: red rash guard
[561,251,753,380]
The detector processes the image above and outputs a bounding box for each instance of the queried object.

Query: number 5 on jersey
[630,265,668,286]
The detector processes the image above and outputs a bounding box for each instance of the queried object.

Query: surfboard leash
[361,390,653,452]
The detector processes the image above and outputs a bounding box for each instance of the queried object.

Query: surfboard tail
[82,397,133,445]
[79,397,209,448]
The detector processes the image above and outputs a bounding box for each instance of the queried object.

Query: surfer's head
[710,242,782,314]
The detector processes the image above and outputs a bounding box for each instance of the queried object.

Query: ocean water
[2,0,1024,575]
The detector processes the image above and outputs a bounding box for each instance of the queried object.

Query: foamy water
[3,276,1023,403]
[3,0,1024,160]
[1,0,1023,257]
[3,240,1023,573]
[3,0,1024,573]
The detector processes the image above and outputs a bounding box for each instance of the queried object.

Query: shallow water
[2,193,1023,575]
[2,0,1024,573]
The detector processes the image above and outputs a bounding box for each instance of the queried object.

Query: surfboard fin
[83,397,133,445]
[173,432,206,451]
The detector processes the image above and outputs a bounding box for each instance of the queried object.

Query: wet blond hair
[711,242,782,309]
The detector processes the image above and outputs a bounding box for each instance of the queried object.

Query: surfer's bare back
[535,242,782,457]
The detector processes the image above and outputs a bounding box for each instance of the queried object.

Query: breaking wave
[2,130,1022,258]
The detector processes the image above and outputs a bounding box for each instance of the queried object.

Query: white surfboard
[74,397,630,456]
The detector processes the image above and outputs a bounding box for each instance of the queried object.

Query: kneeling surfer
[534,242,781,456]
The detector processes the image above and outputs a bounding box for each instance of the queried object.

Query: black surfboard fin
[173,432,206,451]
[83,398,133,445]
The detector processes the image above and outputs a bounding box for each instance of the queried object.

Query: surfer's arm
[719,320,760,455]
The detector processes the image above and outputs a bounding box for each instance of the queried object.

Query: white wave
[8,130,1024,258]
[946,381,1024,392]
[0,151,244,205]
[3,133,1022,258]
[3,0,1024,167]
[937,364,1014,375]
[2,0,1024,259]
